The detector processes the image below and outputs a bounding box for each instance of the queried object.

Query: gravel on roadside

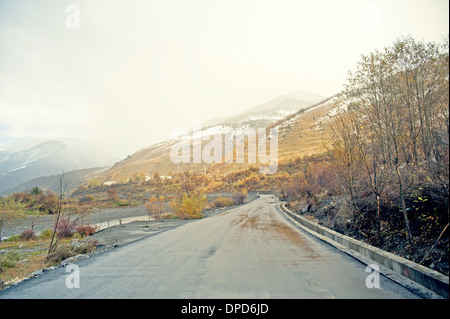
[1,206,149,240]
[1,200,248,241]
[1,194,259,241]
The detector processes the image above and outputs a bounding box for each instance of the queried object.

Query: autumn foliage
[145,196,166,220]
[170,193,207,220]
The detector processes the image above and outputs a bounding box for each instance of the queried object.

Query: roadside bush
[146,196,166,220]
[46,245,74,264]
[75,224,97,237]
[56,218,78,238]
[170,193,207,219]
[73,239,99,255]
[19,228,36,241]
[0,251,21,269]
[212,196,234,208]
[46,240,99,264]
[232,190,247,205]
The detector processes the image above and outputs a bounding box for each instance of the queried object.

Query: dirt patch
[235,208,323,259]
[90,219,193,246]
[270,219,306,246]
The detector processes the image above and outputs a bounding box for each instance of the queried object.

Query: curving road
[0,195,419,299]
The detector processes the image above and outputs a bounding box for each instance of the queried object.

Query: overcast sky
[0,0,448,158]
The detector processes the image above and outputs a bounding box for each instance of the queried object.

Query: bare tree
[329,102,359,201]
[340,36,449,243]
[47,172,85,257]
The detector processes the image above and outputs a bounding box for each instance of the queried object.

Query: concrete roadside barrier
[279,202,449,299]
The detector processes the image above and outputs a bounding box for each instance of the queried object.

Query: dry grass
[0,236,97,288]
[276,99,337,161]
[0,240,51,285]
[1,254,50,283]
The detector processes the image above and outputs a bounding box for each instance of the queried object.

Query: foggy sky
[0,0,448,159]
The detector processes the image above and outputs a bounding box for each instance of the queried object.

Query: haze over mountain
[0,90,326,192]
[2,166,109,195]
[218,90,325,129]
[0,139,119,193]
[94,90,334,184]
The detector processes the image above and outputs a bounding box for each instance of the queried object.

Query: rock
[300,204,310,214]
[32,269,44,277]
[59,257,74,267]
[70,238,79,246]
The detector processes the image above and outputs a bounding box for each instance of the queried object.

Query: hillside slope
[95,92,342,183]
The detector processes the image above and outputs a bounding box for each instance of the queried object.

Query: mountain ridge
[0,140,119,193]
[1,89,335,191]
[93,90,337,183]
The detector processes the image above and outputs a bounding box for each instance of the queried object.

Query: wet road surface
[0,195,419,299]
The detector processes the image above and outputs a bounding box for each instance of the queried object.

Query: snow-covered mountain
[0,90,329,191]
[95,90,328,182]
[0,140,118,193]
[217,90,325,129]
[0,140,68,172]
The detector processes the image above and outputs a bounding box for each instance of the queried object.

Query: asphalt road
[0,195,419,299]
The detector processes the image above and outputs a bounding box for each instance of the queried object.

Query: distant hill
[2,90,338,191]
[1,166,109,195]
[0,140,118,193]
[93,90,338,183]
[218,90,325,129]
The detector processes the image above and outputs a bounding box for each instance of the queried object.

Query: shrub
[73,239,99,255]
[232,190,247,205]
[115,199,129,207]
[107,188,119,202]
[79,194,96,203]
[19,228,36,241]
[35,191,58,214]
[3,235,20,242]
[46,246,74,264]
[170,193,207,219]
[46,240,99,264]
[146,196,166,220]
[38,228,54,240]
[31,186,42,196]
[0,251,21,269]
[56,218,78,238]
[75,224,97,237]
[213,196,234,207]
